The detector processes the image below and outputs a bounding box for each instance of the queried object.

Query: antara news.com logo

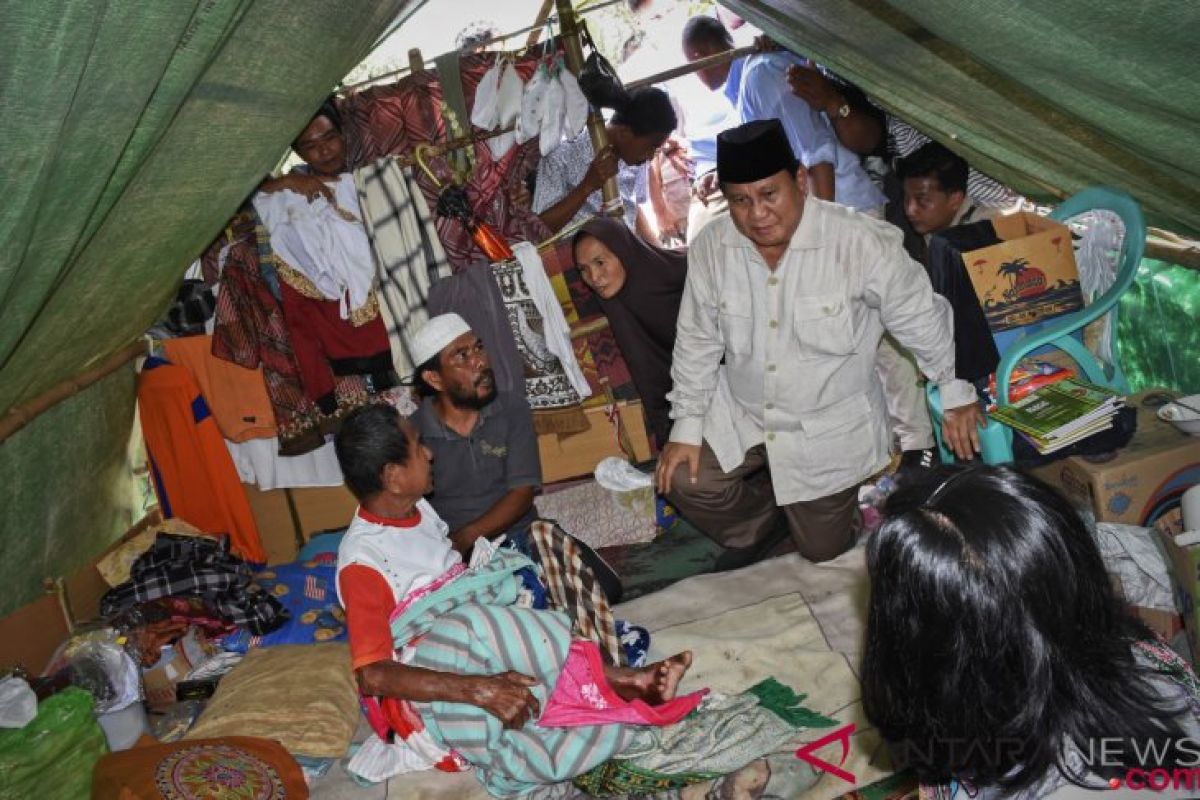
[795,727,1200,792]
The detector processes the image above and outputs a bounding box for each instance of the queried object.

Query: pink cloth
[539,640,707,729]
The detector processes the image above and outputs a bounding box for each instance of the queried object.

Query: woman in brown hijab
[572,217,688,446]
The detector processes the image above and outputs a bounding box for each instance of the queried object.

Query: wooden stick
[624,44,759,90]
[1146,234,1200,271]
[0,339,144,444]
[525,0,556,50]
[556,0,621,215]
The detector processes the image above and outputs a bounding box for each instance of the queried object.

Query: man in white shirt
[654,120,983,568]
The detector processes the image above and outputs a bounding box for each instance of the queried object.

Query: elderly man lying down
[333,403,703,796]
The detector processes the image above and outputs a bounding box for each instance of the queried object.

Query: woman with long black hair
[863,465,1200,798]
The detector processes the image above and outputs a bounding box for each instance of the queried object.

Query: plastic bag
[577,24,627,110]
[559,65,589,138]
[0,677,36,729]
[0,687,108,800]
[539,62,566,157]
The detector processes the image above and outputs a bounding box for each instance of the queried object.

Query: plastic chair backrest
[993,187,1145,405]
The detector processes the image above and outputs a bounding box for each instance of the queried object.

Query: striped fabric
[530,521,623,667]
[354,158,451,379]
[408,603,634,797]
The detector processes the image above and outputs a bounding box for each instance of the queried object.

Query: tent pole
[555,0,621,217]
[386,45,759,168]
[0,339,144,445]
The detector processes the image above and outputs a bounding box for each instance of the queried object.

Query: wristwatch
[835,101,852,119]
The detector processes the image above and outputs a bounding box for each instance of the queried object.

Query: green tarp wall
[1,0,1197,615]
[727,0,1200,236]
[0,0,417,616]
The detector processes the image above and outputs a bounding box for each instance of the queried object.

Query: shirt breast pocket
[792,293,856,360]
[717,296,753,356]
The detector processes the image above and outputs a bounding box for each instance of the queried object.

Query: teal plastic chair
[927,187,1146,464]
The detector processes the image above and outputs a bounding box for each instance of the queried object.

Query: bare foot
[606,651,693,704]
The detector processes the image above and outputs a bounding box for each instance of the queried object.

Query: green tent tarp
[727,0,1200,236]
[0,0,418,616]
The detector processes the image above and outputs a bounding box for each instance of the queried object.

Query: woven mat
[535,479,657,548]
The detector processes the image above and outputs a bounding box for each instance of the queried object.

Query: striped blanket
[392,549,635,797]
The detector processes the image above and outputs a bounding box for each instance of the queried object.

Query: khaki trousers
[666,442,860,563]
[876,335,936,451]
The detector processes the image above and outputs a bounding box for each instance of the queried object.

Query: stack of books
[985,359,1076,412]
[989,378,1124,455]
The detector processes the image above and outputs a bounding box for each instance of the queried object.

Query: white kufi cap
[409,313,473,368]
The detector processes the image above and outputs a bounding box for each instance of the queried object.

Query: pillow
[184,643,359,758]
[92,736,309,799]
[297,530,345,562]
[221,557,346,652]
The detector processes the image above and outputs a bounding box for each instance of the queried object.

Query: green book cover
[990,378,1120,439]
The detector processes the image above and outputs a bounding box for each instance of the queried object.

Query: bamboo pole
[388,44,761,168]
[0,339,144,445]
[525,0,556,50]
[625,44,758,90]
[555,0,621,217]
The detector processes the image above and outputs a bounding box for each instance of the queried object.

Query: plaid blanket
[530,521,622,667]
[101,534,286,635]
[353,158,451,379]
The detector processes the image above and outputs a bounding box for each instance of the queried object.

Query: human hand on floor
[473,671,541,729]
[655,442,701,495]
[942,403,985,460]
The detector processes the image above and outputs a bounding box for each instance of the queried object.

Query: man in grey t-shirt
[407,314,623,602]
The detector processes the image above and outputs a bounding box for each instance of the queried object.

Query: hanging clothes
[136,357,266,563]
[511,241,591,399]
[353,157,453,378]
[340,50,553,272]
[206,210,369,456]
[224,438,343,491]
[277,280,393,411]
[253,177,396,407]
[161,334,276,442]
[252,173,377,318]
[491,257,587,432]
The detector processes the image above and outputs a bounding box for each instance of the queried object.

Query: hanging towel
[512,241,592,399]
[137,358,267,563]
[354,157,452,378]
[162,334,277,442]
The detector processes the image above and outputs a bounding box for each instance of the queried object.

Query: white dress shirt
[667,199,976,503]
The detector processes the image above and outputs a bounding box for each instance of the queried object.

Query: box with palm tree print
[960,211,1083,332]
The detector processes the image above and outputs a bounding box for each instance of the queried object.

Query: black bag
[576,23,627,109]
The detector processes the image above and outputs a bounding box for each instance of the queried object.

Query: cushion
[184,643,358,758]
[91,735,309,799]
[221,557,346,652]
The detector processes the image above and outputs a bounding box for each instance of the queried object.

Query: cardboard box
[962,212,1082,332]
[1032,390,1200,526]
[1134,605,1185,643]
[539,401,651,484]
[1156,526,1200,661]
[141,629,218,710]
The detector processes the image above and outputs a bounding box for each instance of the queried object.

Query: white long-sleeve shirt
[253,172,375,319]
[667,200,976,503]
